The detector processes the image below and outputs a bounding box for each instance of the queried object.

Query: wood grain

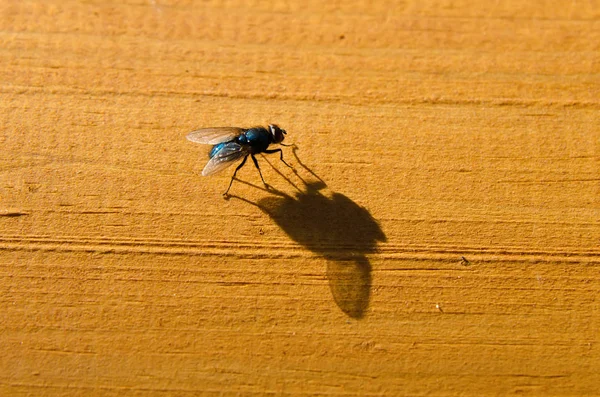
[1,0,599,395]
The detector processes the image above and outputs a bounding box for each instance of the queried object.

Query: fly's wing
[202,142,249,176]
[186,127,245,145]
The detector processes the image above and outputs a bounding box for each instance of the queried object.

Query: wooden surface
[1,0,599,395]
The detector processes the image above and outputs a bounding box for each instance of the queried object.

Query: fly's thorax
[244,127,271,153]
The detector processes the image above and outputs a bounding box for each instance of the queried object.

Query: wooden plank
[1,0,598,395]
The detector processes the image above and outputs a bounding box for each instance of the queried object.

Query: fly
[186,124,292,195]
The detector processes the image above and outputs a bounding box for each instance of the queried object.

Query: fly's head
[269,124,286,144]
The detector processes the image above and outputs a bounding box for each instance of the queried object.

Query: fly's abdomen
[209,142,227,158]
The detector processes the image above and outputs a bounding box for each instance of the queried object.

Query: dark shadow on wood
[231,147,386,319]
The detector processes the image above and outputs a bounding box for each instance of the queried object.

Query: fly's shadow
[231,147,386,319]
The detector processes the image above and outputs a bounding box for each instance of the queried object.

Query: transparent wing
[187,127,245,145]
[202,142,249,176]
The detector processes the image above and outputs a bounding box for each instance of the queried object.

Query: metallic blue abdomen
[209,142,226,158]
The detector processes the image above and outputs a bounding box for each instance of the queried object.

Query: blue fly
[186,124,292,195]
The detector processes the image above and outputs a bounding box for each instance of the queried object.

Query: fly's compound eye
[269,124,286,143]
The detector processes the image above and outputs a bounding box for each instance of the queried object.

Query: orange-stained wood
[1,0,599,395]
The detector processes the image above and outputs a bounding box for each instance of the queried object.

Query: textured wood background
[1,0,599,395]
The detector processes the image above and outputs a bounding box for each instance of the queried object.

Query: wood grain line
[0,236,598,263]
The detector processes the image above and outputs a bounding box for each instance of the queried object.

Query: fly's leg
[224,155,248,196]
[264,148,292,169]
[250,154,268,187]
